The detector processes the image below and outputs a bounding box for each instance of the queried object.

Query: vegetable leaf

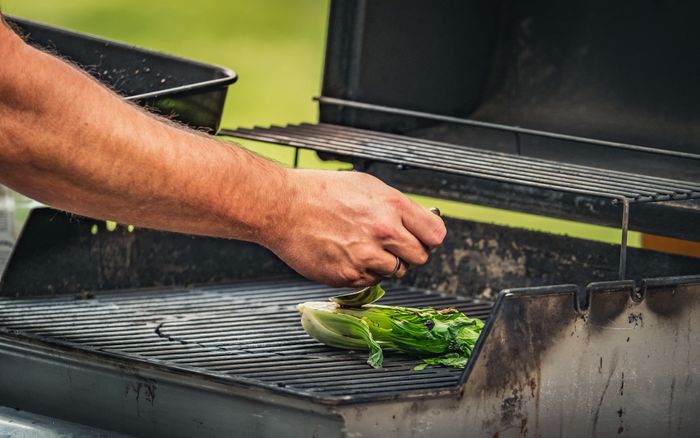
[297,284,483,369]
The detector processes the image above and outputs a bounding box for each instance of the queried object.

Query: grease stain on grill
[627,313,644,327]
[0,279,491,401]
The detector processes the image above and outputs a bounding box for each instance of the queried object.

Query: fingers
[340,249,409,288]
[384,227,430,266]
[365,250,408,280]
[400,199,446,249]
[348,272,383,288]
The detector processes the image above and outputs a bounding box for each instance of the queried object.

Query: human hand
[262,169,446,287]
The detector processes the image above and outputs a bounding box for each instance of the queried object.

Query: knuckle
[357,248,380,266]
[351,274,375,288]
[340,266,362,284]
[386,193,408,212]
[351,279,371,288]
[415,251,429,265]
[427,222,447,247]
[370,222,395,241]
[357,244,374,258]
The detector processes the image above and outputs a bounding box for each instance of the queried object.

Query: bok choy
[297,285,483,369]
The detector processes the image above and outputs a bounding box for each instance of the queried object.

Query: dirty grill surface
[0,279,492,403]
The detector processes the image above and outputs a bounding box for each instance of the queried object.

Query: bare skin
[0,19,446,287]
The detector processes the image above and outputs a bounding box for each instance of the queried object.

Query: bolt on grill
[0,279,492,403]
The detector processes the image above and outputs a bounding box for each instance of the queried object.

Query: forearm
[0,19,446,288]
[0,24,290,244]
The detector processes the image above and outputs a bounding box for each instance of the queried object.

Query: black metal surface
[223,124,700,204]
[320,1,700,155]
[5,208,698,303]
[0,208,295,298]
[6,16,236,132]
[0,279,492,403]
[367,162,700,243]
[316,97,700,163]
[403,217,700,301]
[449,276,700,437]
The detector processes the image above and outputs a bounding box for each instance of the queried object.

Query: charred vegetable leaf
[330,284,385,307]
[297,285,484,369]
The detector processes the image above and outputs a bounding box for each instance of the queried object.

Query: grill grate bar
[241,363,460,381]
[0,279,491,402]
[277,125,676,197]
[223,124,700,203]
[296,123,700,193]
[314,96,700,162]
[252,367,435,381]
[0,283,432,313]
[319,383,456,396]
[0,280,331,311]
[233,126,636,199]
[1,290,487,325]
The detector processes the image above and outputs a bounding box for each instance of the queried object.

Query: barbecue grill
[2,1,700,437]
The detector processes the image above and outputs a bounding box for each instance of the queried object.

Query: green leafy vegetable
[297,285,484,369]
[330,284,385,306]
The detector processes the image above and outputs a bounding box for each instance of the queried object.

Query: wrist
[258,166,297,250]
[236,162,300,250]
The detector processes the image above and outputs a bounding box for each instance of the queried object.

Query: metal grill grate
[222,123,700,204]
[0,279,492,403]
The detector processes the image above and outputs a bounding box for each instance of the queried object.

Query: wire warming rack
[221,114,700,281]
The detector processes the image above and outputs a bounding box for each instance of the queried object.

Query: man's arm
[0,20,445,287]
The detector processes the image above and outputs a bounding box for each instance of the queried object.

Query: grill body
[1,211,699,437]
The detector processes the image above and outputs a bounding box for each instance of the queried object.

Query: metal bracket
[293,147,300,168]
[617,197,630,280]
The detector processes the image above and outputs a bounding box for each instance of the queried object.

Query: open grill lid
[222,0,700,281]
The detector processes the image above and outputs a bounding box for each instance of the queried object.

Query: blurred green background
[4,0,638,246]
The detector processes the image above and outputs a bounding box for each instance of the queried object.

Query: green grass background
[4,0,637,246]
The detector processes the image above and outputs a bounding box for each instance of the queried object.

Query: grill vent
[0,279,492,403]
